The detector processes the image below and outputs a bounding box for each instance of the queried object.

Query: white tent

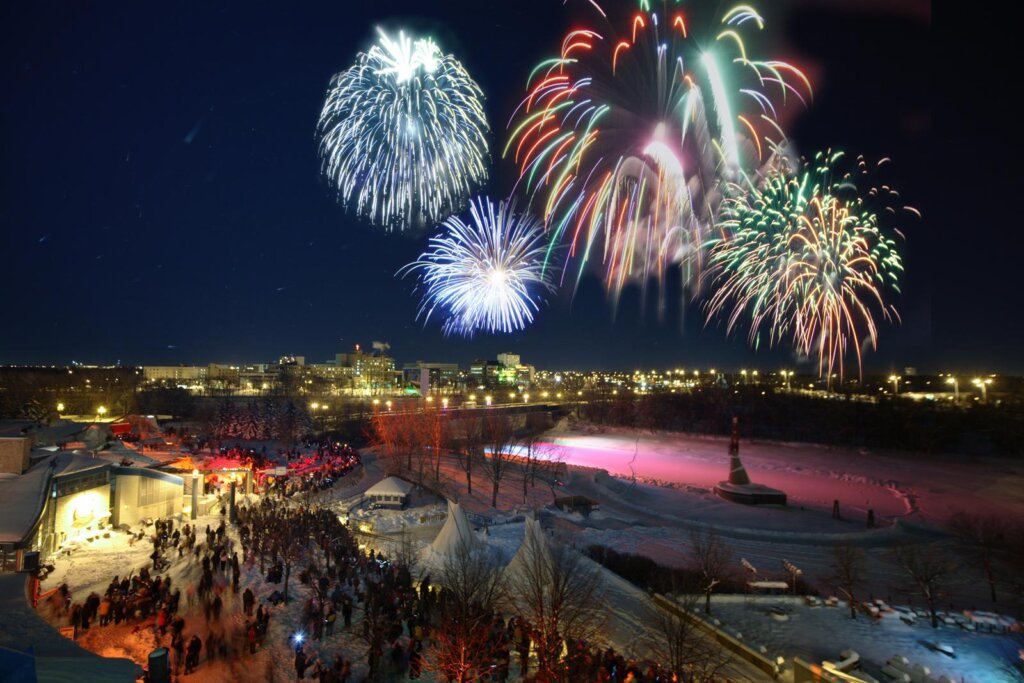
[429,500,480,555]
[418,500,485,575]
[503,515,551,583]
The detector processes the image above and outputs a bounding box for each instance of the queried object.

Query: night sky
[0,1,973,373]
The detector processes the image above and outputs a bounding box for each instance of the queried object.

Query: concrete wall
[112,469,183,527]
[0,437,31,475]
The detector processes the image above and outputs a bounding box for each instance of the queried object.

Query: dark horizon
[0,2,985,374]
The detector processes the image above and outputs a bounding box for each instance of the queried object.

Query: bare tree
[1001,524,1024,619]
[948,511,1009,604]
[888,543,958,628]
[690,528,733,614]
[649,595,730,683]
[505,529,605,682]
[479,413,518,509]
[830,543,867,619]
[518,413,556,505]
[453,417,483,496]
[426,540,505,683]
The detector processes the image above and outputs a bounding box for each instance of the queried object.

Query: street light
[57,402,65,414]
[945,376,959,401]
[972,377,992,402]
[442,398,449,410]
[97,405,108,419]
[484,395,492,406]
[385,400,393,411]
[888,375,901,395]
[523,393,530,403]
[781,371,792,390]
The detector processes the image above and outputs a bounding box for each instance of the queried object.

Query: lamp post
[973,377,992,402]
[191,469,199,520]
[945,376,959,401]
[57,402,65,415]
[741,369,748,385]
[781,371,792,391]
[97,405,107,420]
[484,395,492,407]
[888,375,901,395]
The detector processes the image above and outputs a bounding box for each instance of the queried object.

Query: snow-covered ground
[36,510,389,683]
[691,595,1023,683]
[542,424,1024,527]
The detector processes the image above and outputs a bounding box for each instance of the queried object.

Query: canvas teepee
[504,515,552,582]
[429,500,480,556]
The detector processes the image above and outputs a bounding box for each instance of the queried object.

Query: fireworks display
[318,28,489,231]
[704,151,910,379]
[401,198,556,337]
[504,2,812,311]
[313,2,913,367]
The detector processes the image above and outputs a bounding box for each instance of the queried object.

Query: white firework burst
[401,197,556,336]
[318,28,489,231]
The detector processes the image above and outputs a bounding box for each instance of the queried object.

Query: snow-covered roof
[0,452,110,544]
[27,420,86,447]
[365,476,413,497]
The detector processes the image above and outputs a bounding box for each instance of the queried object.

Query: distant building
[142,365,208,384]
[333,347,399,395]
[496,353,521,369]
[470,360,503,389]
[401,362,461,395]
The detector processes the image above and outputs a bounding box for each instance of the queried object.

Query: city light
[946,376,959,401]
[888,375,901,394]
[972,377,993,402]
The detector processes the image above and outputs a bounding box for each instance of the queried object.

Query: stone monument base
[714,481,787,506]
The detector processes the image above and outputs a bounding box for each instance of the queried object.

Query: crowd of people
[41,439,695,683]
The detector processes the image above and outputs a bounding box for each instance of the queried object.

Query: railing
[652,593,782,679]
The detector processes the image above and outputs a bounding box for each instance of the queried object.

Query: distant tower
[727,417,751,486]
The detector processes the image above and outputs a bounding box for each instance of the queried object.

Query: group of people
[42,437,693,683]
[261,441,361,499]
